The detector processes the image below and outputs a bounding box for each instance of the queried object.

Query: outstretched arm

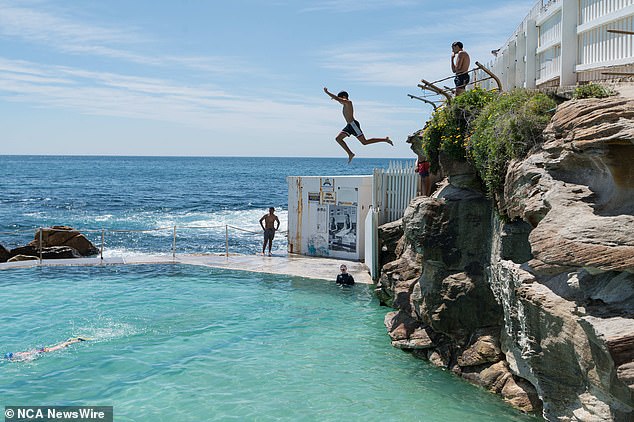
[323,87,345,104]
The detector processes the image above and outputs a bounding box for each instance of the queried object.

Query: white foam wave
[100,248,168,259]
[79,209,288,234]
[93,214,114,222]
[75,321,141,343]
[155,209,289,234]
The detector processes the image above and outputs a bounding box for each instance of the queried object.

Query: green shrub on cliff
[419,88,556,196]
[420,88,496,173]
[468,90,556,194]
[572,83,615,99]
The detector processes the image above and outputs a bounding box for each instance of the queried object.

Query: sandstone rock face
[379,96,633,420]
[377,175,541,414]
[384,311,435,350]
[496,97,634,421]
[457,333,502,367]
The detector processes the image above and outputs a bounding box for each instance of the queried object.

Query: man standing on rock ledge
[323,87,393,163]
[259,207,280,256]
[451,41,470,96]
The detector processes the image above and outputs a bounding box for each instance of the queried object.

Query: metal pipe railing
[0,224,289,263]
[39,228,43,264]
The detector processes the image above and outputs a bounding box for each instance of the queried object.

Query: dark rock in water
[41,246,82,259]
[29,226,99,256]
[10,245,82,260]
[2,226,97,263]
[9,245,38,257]
[0,244,10,263]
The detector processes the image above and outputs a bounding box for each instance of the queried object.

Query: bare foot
[347,153,355,164]
[386,137,393,146]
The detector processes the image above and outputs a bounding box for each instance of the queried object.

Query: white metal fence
[0,225,284,263]
[372,161,418,225]
[476,0,634,90]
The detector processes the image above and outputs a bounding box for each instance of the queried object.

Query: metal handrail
[0,224,290,263]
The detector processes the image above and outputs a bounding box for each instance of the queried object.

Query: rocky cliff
[377,96,634,421]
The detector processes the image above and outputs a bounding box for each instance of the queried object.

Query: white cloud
[0,1,141,46]
[317,0,536,88]
[0,55,423,157]
[0,1,254,76]
[0,58,353,133]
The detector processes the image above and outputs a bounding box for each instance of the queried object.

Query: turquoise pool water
[0,265,535,421]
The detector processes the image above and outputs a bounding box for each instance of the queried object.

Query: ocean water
[1,156,402,256]
[0,156,537,421]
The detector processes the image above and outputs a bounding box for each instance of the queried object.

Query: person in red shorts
[416,157,432,196]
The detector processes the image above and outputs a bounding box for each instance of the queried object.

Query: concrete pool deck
[0,253,374,284]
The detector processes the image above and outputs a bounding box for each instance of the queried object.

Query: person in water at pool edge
[336,264,355,286]
[4,337,90,362]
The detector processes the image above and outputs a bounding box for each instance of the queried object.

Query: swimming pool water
[0,265,536,421]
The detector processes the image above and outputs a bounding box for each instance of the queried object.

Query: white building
[477,0,634,90]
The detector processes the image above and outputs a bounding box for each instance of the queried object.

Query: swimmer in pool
[4,337,90,362]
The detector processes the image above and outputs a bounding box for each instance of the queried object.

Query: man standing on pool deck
[323,87,393,163]
[259,207,280,256]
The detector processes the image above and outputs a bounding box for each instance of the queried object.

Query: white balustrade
[483,0,633,90]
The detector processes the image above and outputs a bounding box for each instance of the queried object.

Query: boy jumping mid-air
[324,87,392,163]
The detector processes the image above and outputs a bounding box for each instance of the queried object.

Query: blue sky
[1,0,535,158]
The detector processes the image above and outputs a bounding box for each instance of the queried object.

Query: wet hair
[269,207,275,211]
[337,91,349,99]
[452,41,463,49]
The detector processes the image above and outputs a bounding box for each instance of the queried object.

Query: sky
[0,0,537,158]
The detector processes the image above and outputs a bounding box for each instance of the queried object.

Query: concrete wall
[287,175,373,261]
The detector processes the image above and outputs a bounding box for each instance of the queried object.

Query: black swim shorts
[342,120,363,137]
[264,228,275,241]
[454,73,470,89]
